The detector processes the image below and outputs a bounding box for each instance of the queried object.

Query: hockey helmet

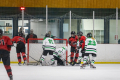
[71,31,76,35]
[77,31,83,36]
[87,33,92,37]
[45,33,50,37]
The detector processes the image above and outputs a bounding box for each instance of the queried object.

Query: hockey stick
[13,44,41,66]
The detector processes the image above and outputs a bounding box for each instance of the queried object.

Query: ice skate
[90,64,96,69]
[9,75,13,80]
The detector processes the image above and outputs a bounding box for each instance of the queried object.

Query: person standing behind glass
[26,29,38,43]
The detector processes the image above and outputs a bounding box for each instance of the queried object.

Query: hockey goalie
[53,46,68,66]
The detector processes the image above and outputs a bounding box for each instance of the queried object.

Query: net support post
[70,11,71,36]
[46,5,48,33]
[116,7,118,44]
[93,11,95,38]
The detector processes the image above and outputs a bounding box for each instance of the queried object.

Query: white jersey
[85,37,97,54]
[42,37,56,51]
[53,47,67,60]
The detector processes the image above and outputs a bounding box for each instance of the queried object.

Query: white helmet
[63,46,68,51]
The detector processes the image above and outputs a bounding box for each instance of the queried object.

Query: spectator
[26,29,38,43]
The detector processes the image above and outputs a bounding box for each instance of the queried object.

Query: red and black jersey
[0,36,12,51]
[12,36,26,44]
[69,35,78,47]
[78,36,86,49]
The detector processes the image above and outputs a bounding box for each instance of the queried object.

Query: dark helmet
[18,32,23,37]
[0,29,3,36]
[45,33,50,37]
[71,31,76,35]
[87,33,92,37]
[77,31,83,36]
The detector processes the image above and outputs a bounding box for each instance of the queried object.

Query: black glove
[80,40,83,45]
[81,48,85,54]
[77,46,81,49]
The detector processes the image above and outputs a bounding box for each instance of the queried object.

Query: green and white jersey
[53,47,67,60]
[85,37,97,54]
[42,37,56,51]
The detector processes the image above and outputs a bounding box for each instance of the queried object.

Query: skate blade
[80,67,85,69]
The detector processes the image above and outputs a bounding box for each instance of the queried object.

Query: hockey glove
[81,48,85,54]
[80,40,83,45]
[77,46,81,49]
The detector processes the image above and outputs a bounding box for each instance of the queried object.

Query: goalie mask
[87,33,92,37]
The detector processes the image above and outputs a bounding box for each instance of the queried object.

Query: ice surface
[0,64,120,80]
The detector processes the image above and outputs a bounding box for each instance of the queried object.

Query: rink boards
[0,44,120,64]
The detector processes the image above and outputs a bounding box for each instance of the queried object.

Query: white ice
[0,64,120,80]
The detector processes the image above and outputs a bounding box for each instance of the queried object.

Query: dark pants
[0,50,12,77]
[0,50,10,65]
[16,41,25,53]
[43,50,53,56]
[54,56,64,66]
[70,47,79,62]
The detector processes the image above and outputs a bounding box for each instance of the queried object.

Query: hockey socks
[40,55,46,63]
[91,57,96,65]
[70,52,74,62]
[22,52,26,61]
[17,53,21,63]
[74,53,79,62]
[50,55,55,65]
[83,56,88,64]
[4,65,12,77]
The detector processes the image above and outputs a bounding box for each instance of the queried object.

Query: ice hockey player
[12,32,27,66]
[80,33,97,69]
[53,46,68,66]
[40,33,56,65]
[68,31,78,66]
[0,29,13,80]
[77,31,86,64]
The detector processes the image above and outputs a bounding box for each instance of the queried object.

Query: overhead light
[20,7,25,10]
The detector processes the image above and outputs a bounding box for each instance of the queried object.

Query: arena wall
[3,44,120,64]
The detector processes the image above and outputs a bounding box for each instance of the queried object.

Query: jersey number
[48,39,53,44]
[19,38,24,41]
[88,40,96,46]
[0,39,5,45]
